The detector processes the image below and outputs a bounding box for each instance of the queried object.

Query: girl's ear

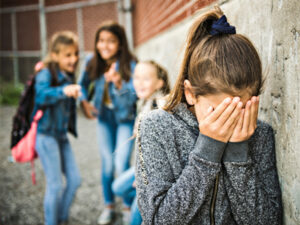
[184,80,197,105]
[156,79,164,91]
[51,52,58,62]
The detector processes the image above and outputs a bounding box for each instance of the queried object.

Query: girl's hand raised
[229,96,259,142]
[104,62,122,89]
[197,97,243,143]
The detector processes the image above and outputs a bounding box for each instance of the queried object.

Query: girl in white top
[112,60,170,225]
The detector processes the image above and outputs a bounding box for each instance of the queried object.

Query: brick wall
[0,13,12,51]
[132,0,216,46]
[82,3,118,51]
[0,0,118,83]
[46,9,78,41]
[0,0,38,8]
[17,10,40,51]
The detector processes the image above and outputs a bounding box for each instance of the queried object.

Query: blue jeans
[36,133,81,225]
[112,167,142,225]
[97,106,134,206]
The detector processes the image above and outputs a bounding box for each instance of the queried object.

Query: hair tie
[210,15,236,36]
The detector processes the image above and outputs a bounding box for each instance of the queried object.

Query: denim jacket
[32,68,77,137]
[78,55,137,123]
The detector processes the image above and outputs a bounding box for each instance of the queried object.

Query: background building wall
[0,0,119,83]
[131,0,215,46]
[133,0,300,224]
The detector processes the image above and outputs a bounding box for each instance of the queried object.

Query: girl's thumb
[205,106,214,117]
[207,106,213,113]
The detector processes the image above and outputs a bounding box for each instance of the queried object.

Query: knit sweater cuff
[195,134,227,163]
[223,141,249,162]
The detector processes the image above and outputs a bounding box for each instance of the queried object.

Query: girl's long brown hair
[87,21,137,81]
[43,31,78,86]
[164,6,263,111]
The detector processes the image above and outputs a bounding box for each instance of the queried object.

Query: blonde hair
[43,31,78,85]
[143,60,170,95]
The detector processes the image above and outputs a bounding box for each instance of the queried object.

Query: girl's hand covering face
[197,96,259,143]
[197,97,243,143]
[104,63,122,89]
[229,96,259,142]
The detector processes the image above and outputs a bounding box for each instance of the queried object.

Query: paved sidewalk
[0,106,123,225]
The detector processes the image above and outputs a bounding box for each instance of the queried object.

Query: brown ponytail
[164,6,263,111]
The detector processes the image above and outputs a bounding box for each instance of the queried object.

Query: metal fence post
[39,0,47,59]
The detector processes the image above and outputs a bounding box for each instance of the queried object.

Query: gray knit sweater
[135,103,282,225]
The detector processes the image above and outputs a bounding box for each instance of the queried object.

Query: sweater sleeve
[35,69,67,106]
[135,112,227,225]
[222,123,282,225]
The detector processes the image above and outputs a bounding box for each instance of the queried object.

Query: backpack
[10,75,41,184]
[11,75,36,150]
[11,62,57,149]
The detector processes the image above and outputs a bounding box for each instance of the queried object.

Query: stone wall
[134,0,300,224]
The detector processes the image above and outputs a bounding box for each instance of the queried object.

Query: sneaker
[122,209,131,225]
[97,208,114,225]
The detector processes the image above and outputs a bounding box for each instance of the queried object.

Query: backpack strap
[137,119,149,185]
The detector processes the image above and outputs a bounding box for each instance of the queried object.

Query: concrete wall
[134,0,300,224]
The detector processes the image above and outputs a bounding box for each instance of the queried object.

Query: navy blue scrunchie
[209,15,236,36]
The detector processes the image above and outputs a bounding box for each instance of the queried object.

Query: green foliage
[0,81,24,105]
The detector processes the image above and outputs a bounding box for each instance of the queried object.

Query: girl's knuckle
[219,129,226,137]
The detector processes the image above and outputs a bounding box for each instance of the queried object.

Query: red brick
[46,9,77,40]
[45,0,83,7]
[133,0,217,46]
[82,2,118,51]
[0,0,38,8]
[0,13,12,50]
[16,10,40,50]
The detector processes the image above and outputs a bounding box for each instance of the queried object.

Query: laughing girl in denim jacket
[78,21,137,225]
[33,31,82,225]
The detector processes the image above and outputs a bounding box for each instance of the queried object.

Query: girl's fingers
[198,105,214,124]
[91,106,99,114]
[104,72,111,81]
[242,100,251,133]
[227,110,241,134]
[236,109,245,131]
[204,106,214,118]
[249,96,259,132]
[111,62,116,71]
[215,97,240,126]
[223,101,243,130]
[206,97,232,122]
[228,109,244,142]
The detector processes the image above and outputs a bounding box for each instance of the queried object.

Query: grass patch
[0,81,24,105]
